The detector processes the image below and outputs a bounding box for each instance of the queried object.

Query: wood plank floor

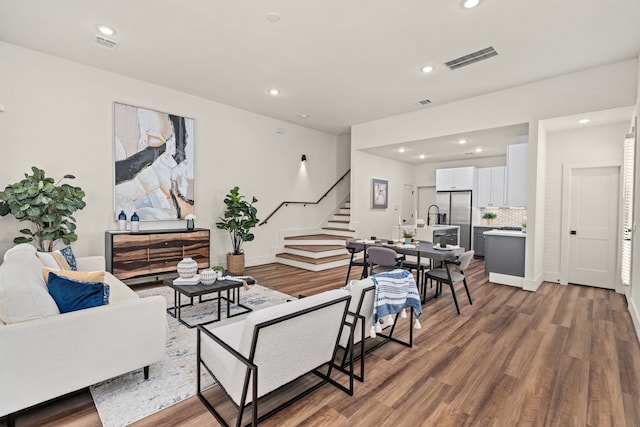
[3,260,640,426]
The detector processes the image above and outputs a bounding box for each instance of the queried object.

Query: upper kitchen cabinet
[478,166,506,207]
[506,143,528,207]
[436,167,476,191]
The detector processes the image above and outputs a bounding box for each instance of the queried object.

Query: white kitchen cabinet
[477,166,506,207]
[506,143,527,207]
[436,167,475,191]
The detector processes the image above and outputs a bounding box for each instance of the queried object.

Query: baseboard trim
[489,273,523,288]
[628,295,640,345]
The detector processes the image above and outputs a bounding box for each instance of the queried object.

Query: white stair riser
[284,248,347,259]
[321,229,356,238]
[283,239,348,246]
[276,257,351,271]
[339,208,350,215]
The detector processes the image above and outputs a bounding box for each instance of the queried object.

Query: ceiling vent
[94,35,119,50]
[445,46,497,70]
[417,99,432,106]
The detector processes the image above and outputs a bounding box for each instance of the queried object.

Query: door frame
[559,161,623,291]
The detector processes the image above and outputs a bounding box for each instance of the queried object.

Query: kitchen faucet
[427,204,440,226]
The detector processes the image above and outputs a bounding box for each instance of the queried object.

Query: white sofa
[0,244,167,423]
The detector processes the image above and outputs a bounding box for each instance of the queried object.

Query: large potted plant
[0,166,86,251]
[215,186,259,274]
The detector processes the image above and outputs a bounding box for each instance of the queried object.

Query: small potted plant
[215,186,259,274]
[521,217,527,233]
[402,230,414,244]
[482,211,497,225]
[212,266,225,278]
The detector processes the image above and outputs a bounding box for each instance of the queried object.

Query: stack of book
[173,274,200,285]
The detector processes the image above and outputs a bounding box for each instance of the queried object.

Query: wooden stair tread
[335,213,350,217]
[328,220,349,223]
[285,244,346,252]
[276,253,351,264]
[322,227,355,232]
[285,234,351,241]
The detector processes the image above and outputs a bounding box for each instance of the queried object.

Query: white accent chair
[196,289,353,426]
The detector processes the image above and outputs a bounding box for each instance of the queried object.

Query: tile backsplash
[479,207,527,228]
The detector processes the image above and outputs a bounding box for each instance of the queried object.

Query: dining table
[345,238,464,303]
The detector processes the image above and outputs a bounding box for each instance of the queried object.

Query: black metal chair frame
[334,284,414,382]
[196,295,355,427]
[426,257,473,314]
[344,245,371,286]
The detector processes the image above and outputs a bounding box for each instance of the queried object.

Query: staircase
[275,202,356,271]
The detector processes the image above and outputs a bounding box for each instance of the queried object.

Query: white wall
[0,42,348,267]
[351,151,413,240]
[352,59,638,290]
[542,122,627,282]
[629,51,640,341]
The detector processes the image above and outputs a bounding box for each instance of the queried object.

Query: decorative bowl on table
[177,257,198,278]
[200,268,217,285]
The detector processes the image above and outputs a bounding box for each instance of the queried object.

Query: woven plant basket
[227,253,245,274]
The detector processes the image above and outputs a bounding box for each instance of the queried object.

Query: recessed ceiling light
[268,88,280,96]
[578,118,590,124]
[419,154,426,159]
[398,148,406,153]
[475,147,483,153]
[299,113,309,119]
[458,139,467,145]
[96,25,115,36]
[421,65,435,73]
[462,0,481,9]
[266,12,281,22]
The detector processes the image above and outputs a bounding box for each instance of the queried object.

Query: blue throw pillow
[47,272,110,314]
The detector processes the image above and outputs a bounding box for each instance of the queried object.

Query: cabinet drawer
[111,234,151,279]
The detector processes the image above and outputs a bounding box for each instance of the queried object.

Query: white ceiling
[0,0,639,140]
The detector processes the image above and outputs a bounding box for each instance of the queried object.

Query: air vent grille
[94,35,119,50]
[445,46,497,70]
[418,99,431,106]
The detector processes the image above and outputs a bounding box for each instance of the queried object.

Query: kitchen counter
[483,229,526,238]
[415,225,460,246]
[484,230,526,287]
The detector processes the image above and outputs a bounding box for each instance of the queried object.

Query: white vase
[177,257,198,279]
[200,268,217,284]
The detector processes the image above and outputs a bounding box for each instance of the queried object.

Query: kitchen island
[483,229,526,287]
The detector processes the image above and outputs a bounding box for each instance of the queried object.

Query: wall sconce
[301,154,307,162]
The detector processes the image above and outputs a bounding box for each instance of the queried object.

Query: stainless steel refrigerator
[435,190,472,251]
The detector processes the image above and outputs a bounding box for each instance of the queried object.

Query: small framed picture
[371,178,388,209]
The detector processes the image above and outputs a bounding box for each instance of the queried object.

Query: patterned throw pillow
[36,246,77,271]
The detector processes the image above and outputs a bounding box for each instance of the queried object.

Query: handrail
[259,169,351,226]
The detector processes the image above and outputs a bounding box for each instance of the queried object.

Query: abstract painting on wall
[371,178,388,209]
[113,102,195,221]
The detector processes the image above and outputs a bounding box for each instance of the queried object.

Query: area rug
[90,284,291,427]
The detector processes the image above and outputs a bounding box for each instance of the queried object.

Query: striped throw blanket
[370,269,422,325]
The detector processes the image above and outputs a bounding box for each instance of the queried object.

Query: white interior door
[402,185,414,225]
[567,166,619,289]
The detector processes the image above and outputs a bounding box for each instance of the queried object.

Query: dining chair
[425,250,474,314]
[344,245,371,286]
[367,246,404,275]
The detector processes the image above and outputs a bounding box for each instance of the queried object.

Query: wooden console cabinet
[105,229,210,280]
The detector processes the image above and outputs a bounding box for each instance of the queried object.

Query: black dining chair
[367,246,404,275]
[344,245,371,286]
[425,250,474,314]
